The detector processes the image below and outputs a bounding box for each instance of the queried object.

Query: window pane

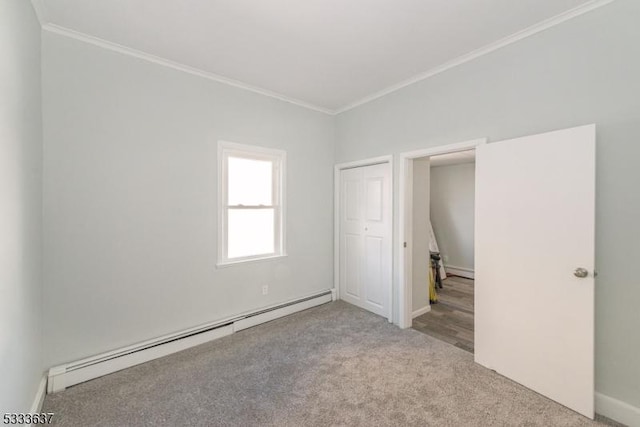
[228,156,272,205]
[228,208,275,258]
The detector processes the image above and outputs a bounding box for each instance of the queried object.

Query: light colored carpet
[43,301,617,426]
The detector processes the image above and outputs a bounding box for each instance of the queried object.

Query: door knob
[574,268,589,278]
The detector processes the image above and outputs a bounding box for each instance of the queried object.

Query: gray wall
[430,163,475,272]
[42,32,335,366]
[411,159,430,312]
[0,1,43,412]
[335,0,640,408]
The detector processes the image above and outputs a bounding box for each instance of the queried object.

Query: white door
[475,124,595,418]
[339,163,392,318]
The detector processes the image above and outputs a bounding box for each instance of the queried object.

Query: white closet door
[339,163,391,318]
[475,124,595,418]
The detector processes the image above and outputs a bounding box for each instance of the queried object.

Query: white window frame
[217,141,286,267]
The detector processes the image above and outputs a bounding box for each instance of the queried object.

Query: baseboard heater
[47,290,333,394]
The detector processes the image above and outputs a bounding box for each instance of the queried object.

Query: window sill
[216,254,288,269]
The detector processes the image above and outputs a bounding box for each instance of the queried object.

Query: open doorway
[397,138,485,337]
[398,127,596,417]
[410,150,476,353]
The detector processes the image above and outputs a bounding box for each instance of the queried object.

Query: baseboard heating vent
[48,290,332,393]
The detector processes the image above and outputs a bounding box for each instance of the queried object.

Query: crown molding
[334,0,616,114]
[30,0,49,25]
[39,0,615,117]
[42,23,335,115]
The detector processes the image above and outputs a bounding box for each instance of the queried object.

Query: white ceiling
[35,0,601,113]
[429,150,475,167]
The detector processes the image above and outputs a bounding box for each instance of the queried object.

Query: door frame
[334,155,394,323]
[398,138,486,329]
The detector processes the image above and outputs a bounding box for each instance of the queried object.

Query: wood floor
[412,275,475,353]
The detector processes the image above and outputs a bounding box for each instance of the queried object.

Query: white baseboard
[596,392,640,427]
[48,325,234,394]
[331,288,337,301]
[233,292,332,331]
[48,290,332,394]
[412,305,431,319]
[445,265,475,279]
[28,375,47,415]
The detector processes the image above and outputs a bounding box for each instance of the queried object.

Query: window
[218,141,286,265]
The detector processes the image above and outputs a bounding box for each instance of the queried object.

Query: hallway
[412,275,474,353]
